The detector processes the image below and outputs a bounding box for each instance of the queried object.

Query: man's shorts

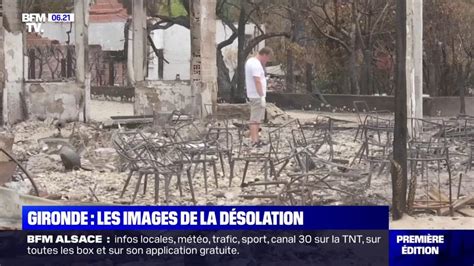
[249,98,265,123]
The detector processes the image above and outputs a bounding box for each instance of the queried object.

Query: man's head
[256,47,273,65]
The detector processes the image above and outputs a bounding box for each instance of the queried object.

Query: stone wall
[134,80,192,115]
[24,82,83,122]
[423,97,474,117]
[267,92,395,112]
[3,30,24,124]
[91,86,134,102]
[267,92,472,117]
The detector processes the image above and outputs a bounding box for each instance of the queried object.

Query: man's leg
[249,98,264,145]
[250,122,259,143]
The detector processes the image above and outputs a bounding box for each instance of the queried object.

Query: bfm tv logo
[22,13,75,33]
[22,13,46,33]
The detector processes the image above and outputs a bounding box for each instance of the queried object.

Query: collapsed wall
[134,81,194,115]
[24,82,83,122]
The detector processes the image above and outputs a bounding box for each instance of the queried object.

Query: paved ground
[88,101,363,124]
[90,100,134,122]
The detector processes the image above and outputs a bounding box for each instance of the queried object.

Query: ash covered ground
[2,110,473,227]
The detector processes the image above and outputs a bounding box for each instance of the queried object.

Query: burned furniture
[165,121,221,194]
[353,101,392,141]
[112,131,196,204]
[230,120,300,188]
[351,114,394,186]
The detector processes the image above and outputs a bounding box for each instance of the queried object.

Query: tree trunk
[286,48,295,92]
[349,52,359,94]
[231,1,247,103]
[217,48,232,101]
[458,62,471,114]
[428,62,437,96]
[308,62,329,104]
[459,81,466,115]
[360,49,373,95]
[392,0,408,221]
[286,0,306,93]
[305,63,313,93]
[349,3,360,95]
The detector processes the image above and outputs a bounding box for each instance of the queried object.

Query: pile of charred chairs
[292,117,334,161]
[441,115,474,172]
[406,117,454,213]
[278,117,357,205]
[238,117,351,205]
[112,130,196,204]
[352,101,394,187]
[353,101,392,141]
[113,110,243,204]
[230,120,301,189]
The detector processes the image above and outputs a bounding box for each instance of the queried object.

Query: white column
[200,0,217,117]
[2,0,24,124]
[190,0,217,118]
[190,0,202,117]
[0,12,4,125]
[74,0,90,122]
[407,0,423,135]
[132,0,146,82]
[413,0,423,120]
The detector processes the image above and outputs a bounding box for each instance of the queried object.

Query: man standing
[245,47,273,147]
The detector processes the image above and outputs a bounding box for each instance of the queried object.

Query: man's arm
[253,76,264,97]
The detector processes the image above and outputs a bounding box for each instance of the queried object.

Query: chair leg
[212,161,219,188]
[295,153,305,173]
[203,162,208,194]
[154,173,160,205]
[367,162,374,188]
[186,167,196,204]
[143,174,148,194]
[264,160,268,191]
[219,152,226,178]
[377,162,387,177]
[192,163,199,179]
[177,165,184,197]
[229,160,235,187]
[269,160,276,178]
[466,148,472,173]
[227,152,233,171]
[164,173,171,203]
[354,125,360,141]
[276,160,289,179]
[241,160,250,187]
[120,170,134,198]
[132,172,143,204]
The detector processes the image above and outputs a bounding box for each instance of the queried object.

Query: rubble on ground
[0,111,472,222]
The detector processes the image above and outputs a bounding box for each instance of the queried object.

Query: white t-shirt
[245,57,267,98]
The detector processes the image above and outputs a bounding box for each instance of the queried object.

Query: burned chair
[353,101,392,141]
[235,121,302,201]
[153,109,193,129]
[407,141,453,214]
[441,117,474,173]
[205,125,235,180]
[112,131,196,204]
[352,114,394,187]
[229,130,271,188]
[164,121,221,194]
[276,172,355,206]
[409,118,445,143]
[265,120,302,179]
[404,118,455,214]
[292,117,334,162]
